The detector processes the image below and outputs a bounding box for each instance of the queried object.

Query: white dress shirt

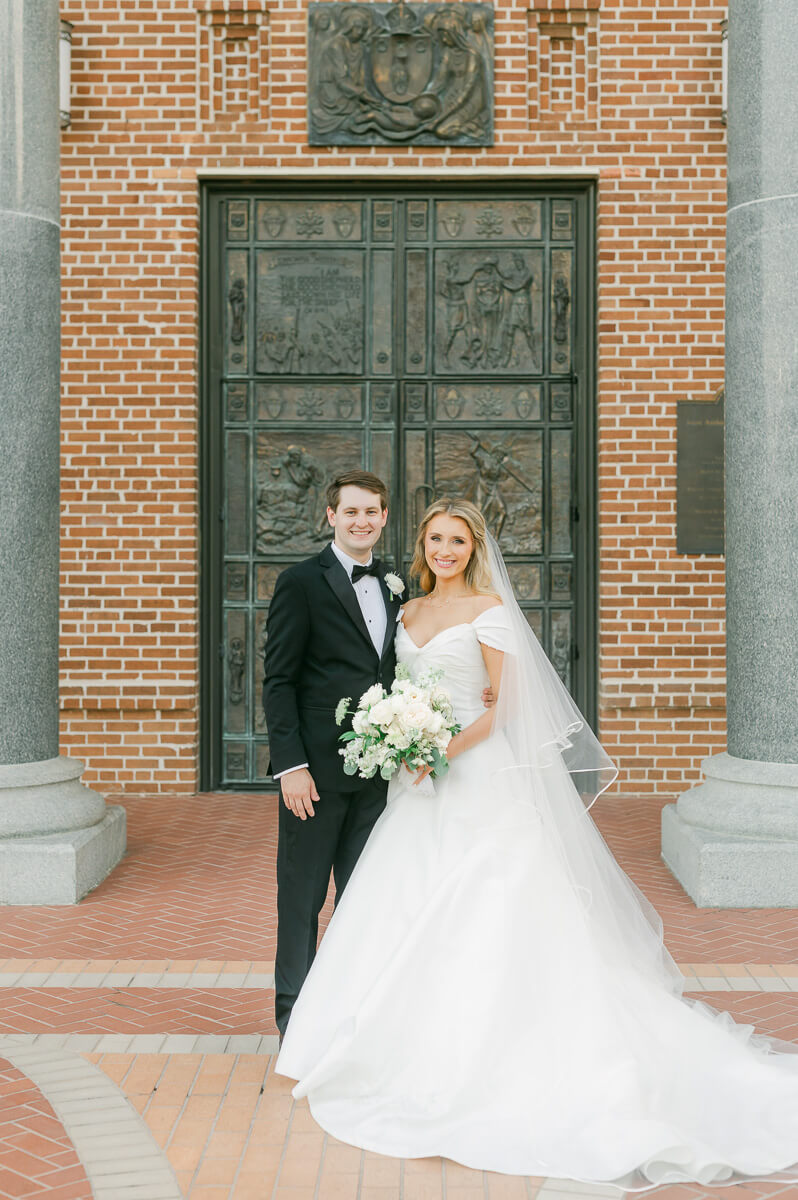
[330,541,388,654]
[274,542,388,780]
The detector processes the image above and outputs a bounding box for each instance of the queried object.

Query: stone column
[662,0,798,906]
[0,0,125,903]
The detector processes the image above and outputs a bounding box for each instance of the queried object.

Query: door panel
[203,187,594,789]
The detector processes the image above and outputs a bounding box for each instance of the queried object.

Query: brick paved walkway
[0,791,796,1199]
[0,1057,92,1199]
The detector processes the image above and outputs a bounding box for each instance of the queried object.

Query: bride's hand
[412,762,434,786]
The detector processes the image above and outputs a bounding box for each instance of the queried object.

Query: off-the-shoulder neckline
[398,605,504,651]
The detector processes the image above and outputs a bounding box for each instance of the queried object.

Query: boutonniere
[384,571,405,600]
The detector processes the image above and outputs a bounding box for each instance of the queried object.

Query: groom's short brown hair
[326,470,389,512]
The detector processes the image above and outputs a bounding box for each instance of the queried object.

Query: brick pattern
[58,0,728,796]
[5,984,798,1053]
[0,787,796,1200]
[2,792,795,966]
[686,993,798,1045]
[91,1052,798,1200]
[0,989,276,1037]
[0,1058,92,1200]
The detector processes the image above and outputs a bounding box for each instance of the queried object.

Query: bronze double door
[202,185,596,790]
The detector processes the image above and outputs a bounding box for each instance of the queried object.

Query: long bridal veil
[486,533,688,1000]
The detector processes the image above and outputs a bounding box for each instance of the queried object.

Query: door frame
[199,179,598,792]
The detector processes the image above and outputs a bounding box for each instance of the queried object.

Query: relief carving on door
[211,192,584,787]
[435,250,543,373]
[256,249,364,375]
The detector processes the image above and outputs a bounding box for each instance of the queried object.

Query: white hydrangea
[386,726,413,750]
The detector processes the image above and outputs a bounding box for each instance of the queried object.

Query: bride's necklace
[425,591,472,609]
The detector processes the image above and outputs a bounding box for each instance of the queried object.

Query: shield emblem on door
[371,33,433,104]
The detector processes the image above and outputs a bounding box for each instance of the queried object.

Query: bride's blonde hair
[411,498,496,596]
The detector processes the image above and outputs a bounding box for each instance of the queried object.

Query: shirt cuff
[273,763,309,779]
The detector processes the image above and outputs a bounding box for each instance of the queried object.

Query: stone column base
[661,753,798,908]
[0,805,126,905]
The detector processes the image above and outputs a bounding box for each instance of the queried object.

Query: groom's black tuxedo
[262,542,401,1036]
[263,543,400,790]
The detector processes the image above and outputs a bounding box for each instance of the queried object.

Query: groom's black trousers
[275,779,387,1037]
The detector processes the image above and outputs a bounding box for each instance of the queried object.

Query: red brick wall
[59,0,728,795]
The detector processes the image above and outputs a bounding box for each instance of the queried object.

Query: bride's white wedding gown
[276,610,798,1189]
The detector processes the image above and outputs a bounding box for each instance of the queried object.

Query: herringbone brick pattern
[0,793,794,965]
[0,989,276,1036]
[595,797,798,961]
[0,794,283,960]
[0,1057,92,1199]
[2,792,797,1199]
[686,993,798,1044]
[3,986,795,1048]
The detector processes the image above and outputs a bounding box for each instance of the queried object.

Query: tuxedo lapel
[319,544,376,655]
[378,569,402,661]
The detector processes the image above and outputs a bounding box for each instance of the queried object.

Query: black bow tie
[351,560,380,584]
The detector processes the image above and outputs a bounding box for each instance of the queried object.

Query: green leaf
[343,760,358,776]
[430,748,449,778]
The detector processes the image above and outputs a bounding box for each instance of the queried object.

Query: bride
[276,498,798,1190]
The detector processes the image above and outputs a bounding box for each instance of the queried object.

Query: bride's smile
[425,515,473,582]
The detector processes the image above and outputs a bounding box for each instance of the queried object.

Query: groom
[263,469,401,1039]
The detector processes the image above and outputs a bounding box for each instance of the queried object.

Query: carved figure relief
[467,434,539,541]
[553,274,570,343]
[255,444,330,553]
[308,3,494,146]
[431,431,543,553]
[550,616,571,688]
[436,251,541,373]
[228,277,246,344]
[228,638,246,704]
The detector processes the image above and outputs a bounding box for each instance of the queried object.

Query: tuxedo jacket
[262,543,401,793]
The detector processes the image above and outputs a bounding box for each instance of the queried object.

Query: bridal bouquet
[335,666,461,784]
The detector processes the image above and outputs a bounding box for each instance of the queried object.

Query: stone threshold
[1,1032,281,1053]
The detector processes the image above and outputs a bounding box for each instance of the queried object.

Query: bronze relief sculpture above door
[201,188,596,790]
[308,3,494,146]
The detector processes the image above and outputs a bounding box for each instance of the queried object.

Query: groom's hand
[280,768,320,820]
[482,687,496,708]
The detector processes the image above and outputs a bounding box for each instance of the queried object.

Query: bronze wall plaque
[676,390,725,554]
[308,2,494,146]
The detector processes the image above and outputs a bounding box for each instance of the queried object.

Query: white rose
[352,710,374,735]
[425,710,444,735]
[384,572,405,598]
[400,700,433,732]
[360,683,385,708]
[369,697,395,727]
